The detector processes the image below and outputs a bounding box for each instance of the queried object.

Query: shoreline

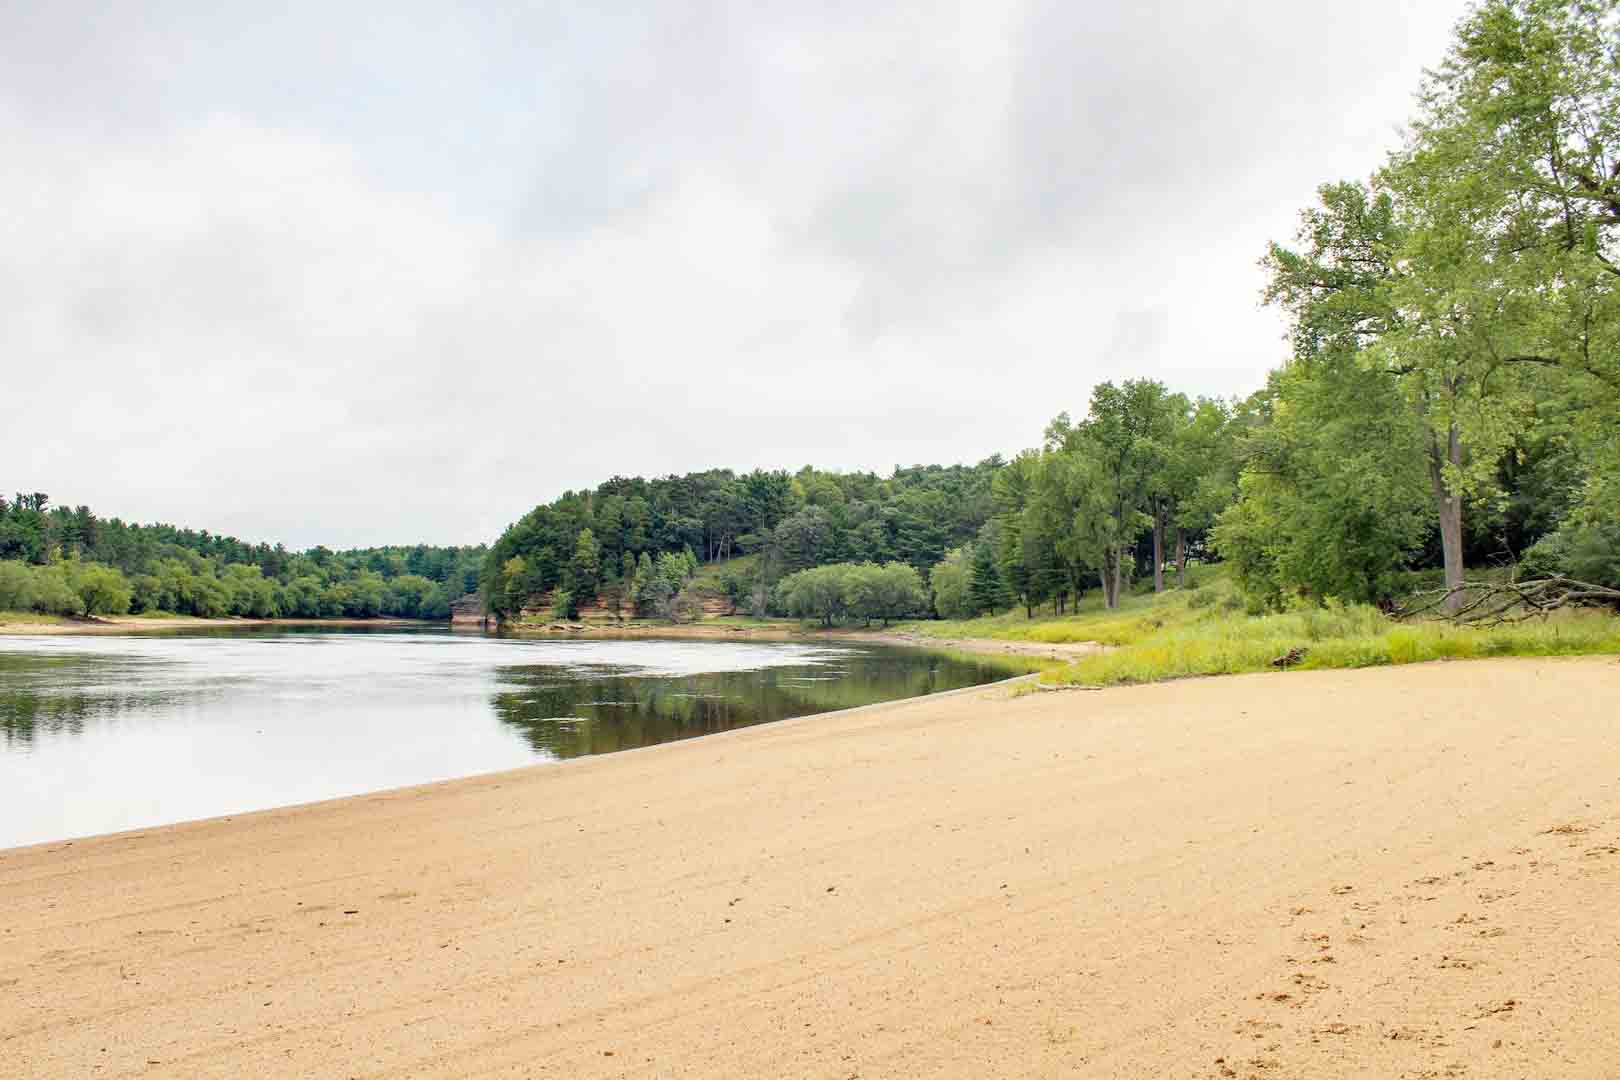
[495,618,1108,660]
[4,672,1040,857]
[4,657,1618,1076]
[0,614,439,635]
[0,613,1100,660]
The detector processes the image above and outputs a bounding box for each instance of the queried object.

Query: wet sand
[3,657,1618,1078]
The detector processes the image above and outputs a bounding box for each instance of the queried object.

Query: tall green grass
[900,567,1620,687]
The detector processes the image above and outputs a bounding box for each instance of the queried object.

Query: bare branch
[1394,577,1620,626]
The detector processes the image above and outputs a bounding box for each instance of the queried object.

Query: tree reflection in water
[489,648,1016,759]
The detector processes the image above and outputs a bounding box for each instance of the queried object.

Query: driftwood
[1394,576,1620,626]
[1271,646,1309,668]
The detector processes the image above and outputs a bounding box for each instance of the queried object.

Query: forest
[0,495,485,619]
[480,462,1001,620]
[488,0,1618,627]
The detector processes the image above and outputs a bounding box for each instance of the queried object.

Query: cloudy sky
[4,1,1468,549]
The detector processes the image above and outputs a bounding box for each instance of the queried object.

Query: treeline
[0,493,485,619]
[483,462,1000,618]
[956,0,1620,618]
[485,5,1620,627]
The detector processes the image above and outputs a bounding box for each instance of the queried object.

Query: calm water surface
[0,629,1017,849]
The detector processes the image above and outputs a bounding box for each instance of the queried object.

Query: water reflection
[0,651,181,745]
[0,630,1024,848]
[490,651,991,757]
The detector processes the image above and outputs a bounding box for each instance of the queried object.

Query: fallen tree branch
[1394,576,1620,626]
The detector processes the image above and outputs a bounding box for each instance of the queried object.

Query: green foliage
[1222,1,1620,610]
[1523,518,1620,589]
[1053,602,1620,688]
[1210,362,1432,607]
[567,528,601,606]
[909,566,1620,687]
[928,547,974,619]
[967,534,1008,615]
[70,563,133,616]
[0,559,132,617]
[771,561,927,626]
[0,493,484,621]
[774,564,850,626]
[483,460,1003,621]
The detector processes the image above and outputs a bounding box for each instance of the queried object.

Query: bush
[1523,521,1620,590]
[67,562,132,616]
[0,561,35,612]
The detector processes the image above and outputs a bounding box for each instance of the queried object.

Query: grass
[0,611,76,626]
[898,566,1620,688]
[691,553,760,590]
[896,562,1227,648]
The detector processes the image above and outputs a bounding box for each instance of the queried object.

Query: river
[0,628,1018,849]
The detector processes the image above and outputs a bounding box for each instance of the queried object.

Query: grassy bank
[898,567,1620,687]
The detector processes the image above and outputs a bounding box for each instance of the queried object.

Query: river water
[0,629,1016,849]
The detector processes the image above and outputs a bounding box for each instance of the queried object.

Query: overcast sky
[4,1,1469,549]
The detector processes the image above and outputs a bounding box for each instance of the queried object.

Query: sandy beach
[3,656,1618,1078]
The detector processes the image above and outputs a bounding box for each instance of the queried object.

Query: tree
[0,561,35,611]
[868,563,926,625]
[1263,180,1499,609]
[633,552,657,615]
[555,528,601,618]
[967,533,1007,615]
[1384,0,1620,572]
[718,567,750,615]
[775,564,850,626]
[1211,362,1432,607]
[929,547,973,618]
[1045,381,1172,609]
[66,562,132,617]
[772,507,833,573]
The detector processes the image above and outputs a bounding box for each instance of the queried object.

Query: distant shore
[5,657,1618,1077]
[0,614,434,636]
[0,611,1102,660]
[494,617,1107,660]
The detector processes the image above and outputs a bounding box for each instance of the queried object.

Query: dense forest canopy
[480,461,1003,620]
[0,493,485,619]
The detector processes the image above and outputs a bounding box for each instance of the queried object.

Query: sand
[496,622,1108,661]
[842,629,1108,661]
[3,656,1618,1078]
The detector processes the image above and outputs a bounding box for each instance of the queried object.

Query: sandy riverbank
[498,619,1106,660]
[4,657,1618,1077]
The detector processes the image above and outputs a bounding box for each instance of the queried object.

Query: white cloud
[3,0,1468,547]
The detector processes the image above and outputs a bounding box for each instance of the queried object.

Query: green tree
[966,536,1007,615]
[1212,362,1432,607]
[567,528,601,613]
[67,562,132,617]
[929,547,973,618]
[868,562,927,625]
[1043,381,1172,609]
[775,564,850,626]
